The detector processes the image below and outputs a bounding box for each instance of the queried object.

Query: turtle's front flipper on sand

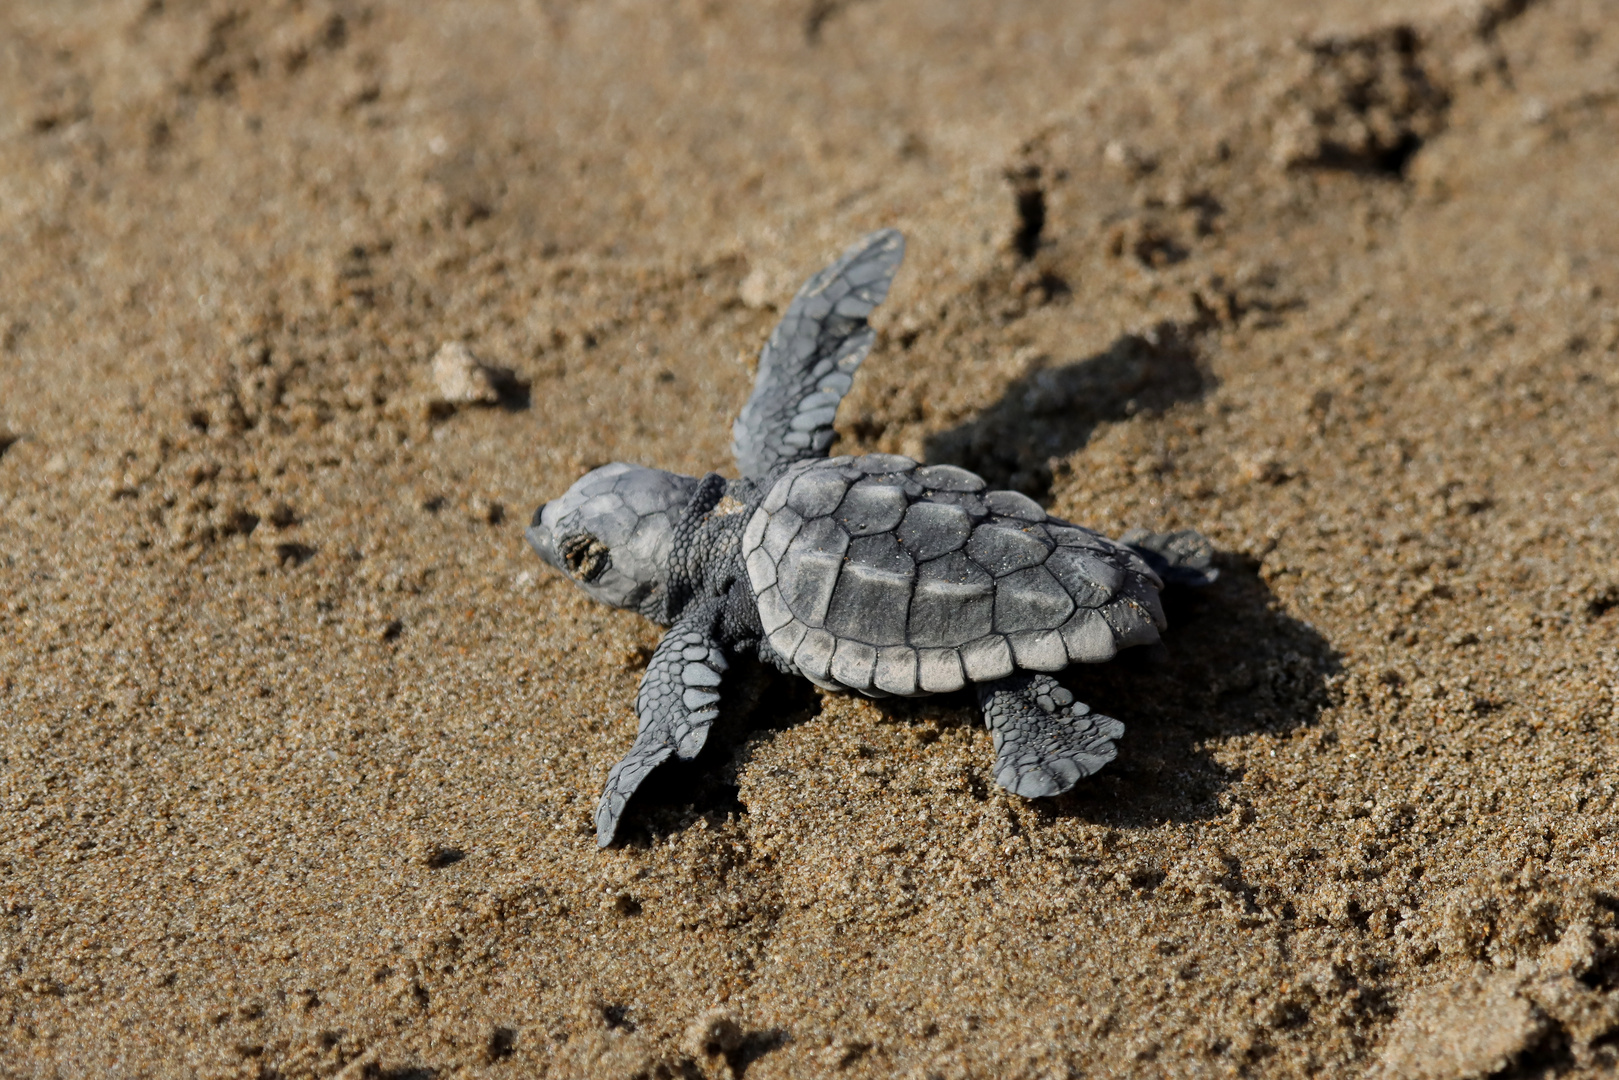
[594,598,729,848]
[730,229,905,480]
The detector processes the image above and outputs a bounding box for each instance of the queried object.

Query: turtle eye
[560,533,612,583]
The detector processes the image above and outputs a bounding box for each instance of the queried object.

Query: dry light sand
[3,1,1619,1077]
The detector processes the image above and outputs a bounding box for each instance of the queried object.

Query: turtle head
[526,463,698,615]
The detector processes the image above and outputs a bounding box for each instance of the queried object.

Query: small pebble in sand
[430,342,504,405]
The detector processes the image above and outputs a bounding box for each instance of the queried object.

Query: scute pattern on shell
[743,454,1167,695]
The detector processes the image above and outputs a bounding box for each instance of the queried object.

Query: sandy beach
[2,1,1618,1076]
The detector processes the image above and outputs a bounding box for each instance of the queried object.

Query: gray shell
[741,454,1167,696]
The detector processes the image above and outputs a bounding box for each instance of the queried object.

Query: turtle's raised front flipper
[731,229,906,480]
[1119,528,1220,589]
[594,598,730,847]
[977,673,1125,798]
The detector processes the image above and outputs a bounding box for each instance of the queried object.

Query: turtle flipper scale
[594,598,730,847]
[730,230,906,480]
[977,673,1124,798]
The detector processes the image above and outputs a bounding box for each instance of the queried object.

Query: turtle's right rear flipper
[1120,528,1219,589]
[978,674,1124,799]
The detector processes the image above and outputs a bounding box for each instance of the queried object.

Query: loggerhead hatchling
[527,230,1216,847]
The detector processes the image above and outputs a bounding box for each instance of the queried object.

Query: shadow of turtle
[615,554,1335,843]
[923,319,1213,498]
[1048,553,1339,827]
[875,554,1339,827]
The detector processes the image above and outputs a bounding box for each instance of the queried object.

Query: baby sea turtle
[527,230,1216,846]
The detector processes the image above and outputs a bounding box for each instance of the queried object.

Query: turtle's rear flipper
[1120,528,1220,588]
[977,674,1124,798]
